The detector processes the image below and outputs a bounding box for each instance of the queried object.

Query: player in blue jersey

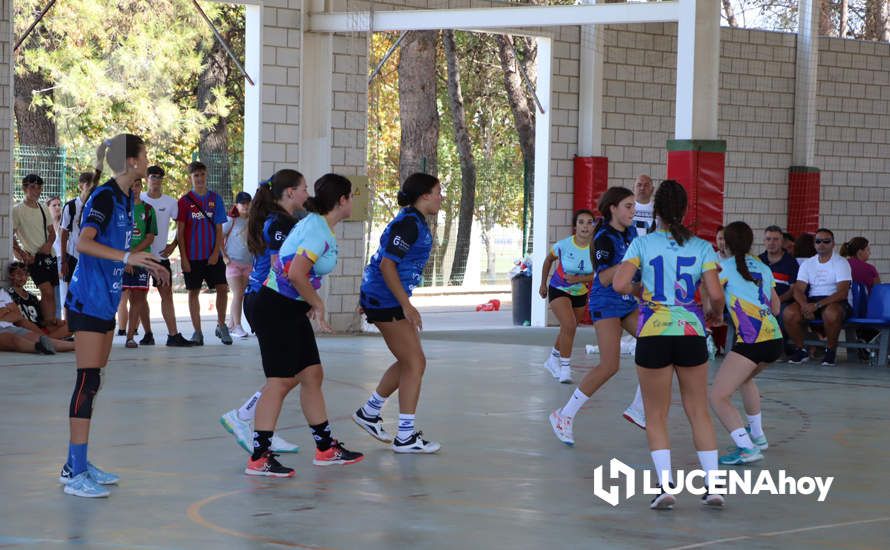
[219,169,308,455]
[613,180,726,510]
[549,187,642,445]
[352,173,443,453]
[710,221,782,466]
[245,174,363,477]
[539,209,597,384]
[60,135,169,497]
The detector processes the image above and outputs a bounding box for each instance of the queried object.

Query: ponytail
[653,180,692,245]
[840,236,868,258]
[724,221,756,283]
[305,173,351,215]
[247,170,304,256]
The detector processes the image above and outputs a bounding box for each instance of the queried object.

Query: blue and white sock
[238,391,262,421]
[361,391,387,418]
[397,414,415,442]
[550,347,560,359]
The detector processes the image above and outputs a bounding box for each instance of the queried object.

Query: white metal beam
[308,2,680,33]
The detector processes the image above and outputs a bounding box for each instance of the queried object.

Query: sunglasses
[814,239,833,244]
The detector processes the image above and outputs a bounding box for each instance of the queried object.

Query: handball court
[1,308,889,549]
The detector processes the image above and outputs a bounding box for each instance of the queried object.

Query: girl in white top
[223,192,254,338]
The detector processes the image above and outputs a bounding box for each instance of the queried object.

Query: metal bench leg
[877,330,890,368]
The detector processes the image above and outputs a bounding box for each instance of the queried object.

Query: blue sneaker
[745,426,769,451]
[59,462,120,485]
[62,471,110,498]
[719,446,764,465]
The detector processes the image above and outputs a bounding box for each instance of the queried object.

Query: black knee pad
[69,368,103,419]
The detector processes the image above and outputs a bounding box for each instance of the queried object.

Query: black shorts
[68,310,115,334]
[731,339,783,365]
[548,286,588,309]
[30,253,59,287]
[63,255,77,284]
[809,296,852,321]
[122,267,150,290]
[243,290,257,330]
[252,287,320,378]
[636,336,709,368]
[151,259,172,288]
[364,306,406,323]
[183,259,227,290]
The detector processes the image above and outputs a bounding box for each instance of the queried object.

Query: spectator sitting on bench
[793,233,816,266]
[840,236,881,290]
[759,225,799,355]
[784,228,851,367]
[783,232,795,255]
[0,288,72,354]
[6,261,73,341]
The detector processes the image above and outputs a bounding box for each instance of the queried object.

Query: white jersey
[633,201,655,234]
[60,196,85,259]
[141,192,178,259]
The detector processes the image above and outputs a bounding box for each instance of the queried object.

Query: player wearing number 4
[539,209,597,384]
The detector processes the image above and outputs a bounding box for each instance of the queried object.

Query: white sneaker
[544,355,560,378]
[270,435,300,453]
[549,409,574,446]
[353,408,393,443]
[392,431,441,453]
[702,492,725,507]
[230,326,249,338]
[63,471,110,498]
[623,404,647,430]
[558,363,573,384]
[220,410,253,453]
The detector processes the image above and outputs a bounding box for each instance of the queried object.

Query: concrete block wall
[0,0,11,286]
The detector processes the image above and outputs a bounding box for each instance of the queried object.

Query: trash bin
[511,274,532,326]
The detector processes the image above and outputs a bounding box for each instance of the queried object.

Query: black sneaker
[702,491,725,507]
[166,333,195,347]
[352,408,393,442]
[787,348,809,364]
[35,335,56,355]
[821,348,837,366]
[116,329,126,336]
[245,451,295,478]
[140,332,155,346]
[650,484,676,510]
[190,332,204,346]
[313,440,364,466]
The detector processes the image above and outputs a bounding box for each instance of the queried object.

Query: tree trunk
[398,31,439,182]
[865,0,890,40]
[839,0,849,37]
[197,38,231,199]
[443,31,476,286]
[14,70,56,146]
[481,227,496,283]
[819,0,835,36]
[722,0,739,27]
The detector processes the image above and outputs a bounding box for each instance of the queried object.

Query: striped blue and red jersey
[176,190,227,260]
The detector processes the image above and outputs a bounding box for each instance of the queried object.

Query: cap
[235,191,252,204]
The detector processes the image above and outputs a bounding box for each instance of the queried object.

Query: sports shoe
[59,462,120,485]
[230,326,249,338]
[787,348,809,364]
[313,441,364,466]
[821,347,837,366]
[62,471,110,498]
[270,435,300,453]
[702,491,725,507]
[392,431,441,453]
[117,329,126,336]
[190,331,204,346]
[139,332,155,346]
[219,410,253,453]
[166,333,194,347]
[558,363,573,384]
[543,355,560,378]
[125,339,138,349]
[746,426,769,451]
[719,446,764,465]
[650,485,676,510]
[245,451,295,477]
[216,324,233,345]
[549,409,574,446]
[36,335,56,355]
[353,408,393,443]
[623,404,647,430]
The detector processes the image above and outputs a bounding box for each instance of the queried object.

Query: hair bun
[396,190,410,206]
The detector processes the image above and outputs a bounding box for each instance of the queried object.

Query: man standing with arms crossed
[12,174,59,325]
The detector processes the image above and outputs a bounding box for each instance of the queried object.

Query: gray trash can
[511,275,532,326]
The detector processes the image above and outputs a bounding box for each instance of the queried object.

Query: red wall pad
[786,166,820,238]
[573,156,608,215]
[666,139,726,243]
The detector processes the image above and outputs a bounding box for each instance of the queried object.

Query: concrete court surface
[1,314,889,549]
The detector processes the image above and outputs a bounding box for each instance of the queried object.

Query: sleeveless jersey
[548,236,594,296]
[265,213,338,301]
[720,255,782,344]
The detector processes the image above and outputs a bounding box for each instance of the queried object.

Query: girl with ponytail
[710,221,782,467]
[220,169,308,456]
[353,173,444,453]
[612,179,727,509]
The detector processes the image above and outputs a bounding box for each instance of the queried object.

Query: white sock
[361,391,386,418]
[630,385,643,411]
[397,414,415,441]
[559,357,571,369]
[550,347,560,358]
[697,450,719,490]
[746,413,764,438]
[237,392,262,421]
[650,449,673,487]
[730,427,755,450]
[560,388,590,418]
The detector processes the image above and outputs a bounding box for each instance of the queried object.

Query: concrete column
[242,4,263,195]
[299,0,333,181]
[793,0,819,166]
[530,37,552,328]
[674,0,720,139]
[577,0,604,156]
[0,0,12,284]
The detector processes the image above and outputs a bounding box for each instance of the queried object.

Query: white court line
[665,516,890,549]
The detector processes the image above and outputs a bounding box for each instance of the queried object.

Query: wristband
[122,252,130,265]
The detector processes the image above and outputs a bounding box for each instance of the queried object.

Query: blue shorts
[589,296,637,321]
[122,267,150,290]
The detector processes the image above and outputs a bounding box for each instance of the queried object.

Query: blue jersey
[622,230,719,337]
[590,224,638,310]
[720,256,782,344]
[246,212,297,294]
[548,236,594,296]
[361,207,433,309]
[265,213,338,301]
[66,180,132,321]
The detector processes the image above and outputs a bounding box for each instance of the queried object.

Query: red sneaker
[245,452,295,477]
[313,441,364,466]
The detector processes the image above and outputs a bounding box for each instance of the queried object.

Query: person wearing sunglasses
[783,228,852,366]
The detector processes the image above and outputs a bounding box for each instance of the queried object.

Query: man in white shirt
[632,174,655,234]
[784,228,852,366]
[140,166,193,347]
[60,173,95,307]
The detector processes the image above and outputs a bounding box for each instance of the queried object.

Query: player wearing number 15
[613,180,726,509]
